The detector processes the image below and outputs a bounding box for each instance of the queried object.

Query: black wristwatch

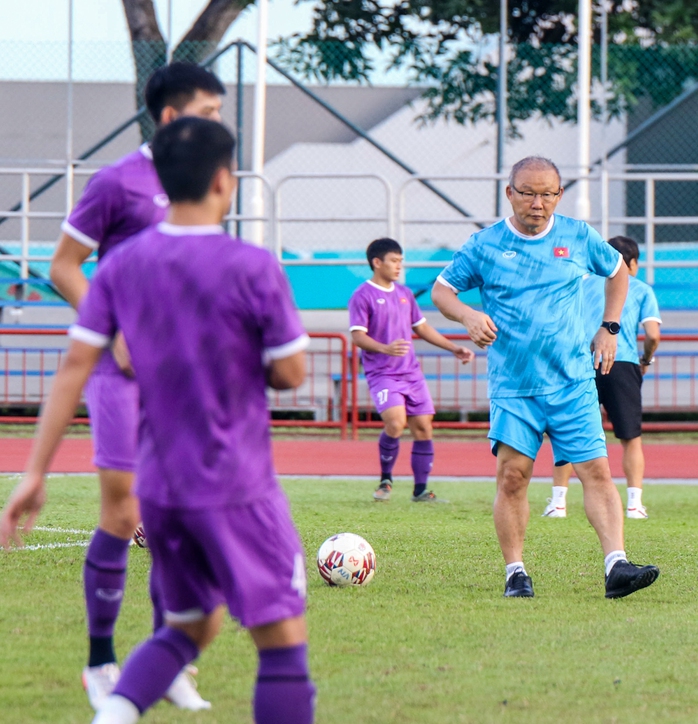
[601,321,621,335]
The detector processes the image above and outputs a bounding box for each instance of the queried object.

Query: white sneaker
[165,665,212,710]
[542,498,567,518]
[82,663,120,711]
[627,505,648,519]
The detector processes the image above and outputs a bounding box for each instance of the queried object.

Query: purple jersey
[69,222,309,509]
[348,280,426,379]
[61,145,168,261]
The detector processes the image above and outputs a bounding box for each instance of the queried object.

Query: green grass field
[2,474,698,724]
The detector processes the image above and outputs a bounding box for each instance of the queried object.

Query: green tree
[121,0,255,140]
[274,0,698,128]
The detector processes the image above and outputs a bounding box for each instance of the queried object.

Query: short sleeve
[640,286,662,324]
[68,258,119,347]
[348,288,370,332]
[586,226,623,278]
[409,290,426,327]
[437,239,482,292]
[62,168,121,250]
[253,255,309,359]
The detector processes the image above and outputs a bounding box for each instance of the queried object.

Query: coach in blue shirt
[432,156,659,600]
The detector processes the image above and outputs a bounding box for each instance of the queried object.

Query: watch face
[603,321,621,335]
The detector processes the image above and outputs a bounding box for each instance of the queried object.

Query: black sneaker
[504,571,534,598]
[605,560,659,599]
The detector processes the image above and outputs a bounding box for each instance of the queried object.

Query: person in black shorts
[542,236,661,519]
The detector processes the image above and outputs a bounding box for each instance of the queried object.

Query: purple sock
[254,644,315,724]
[84,529,129,664]
[379,432,400,479]
[112,627,199,714]
[411,439,434,496]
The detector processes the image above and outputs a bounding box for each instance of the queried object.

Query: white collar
[367,280,395,292]
[157,222,225,236]
[505,215,555,240]
[139,143,153,160]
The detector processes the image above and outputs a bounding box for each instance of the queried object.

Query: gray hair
[509,156,561,187]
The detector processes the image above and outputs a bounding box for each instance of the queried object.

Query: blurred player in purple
[0,117,314,724]
[49,62,226,710]
[349,238,474,502]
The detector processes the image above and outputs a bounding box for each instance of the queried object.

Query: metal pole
[167,0,173,62]
[250,0,269,247]
[576,0,592,220]
[235,41,244,238]
[66,0,75,212]
[496,0,508,218]
[600,0,609,239]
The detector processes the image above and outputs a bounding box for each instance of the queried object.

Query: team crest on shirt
[400,298,407,303]
[153,193,170,208]
[554,247,569,257]
[376,298,386,304]
[502,251,516,259]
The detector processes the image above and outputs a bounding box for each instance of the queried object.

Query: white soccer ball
[317,533,376,587]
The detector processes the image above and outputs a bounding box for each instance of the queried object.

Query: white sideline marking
[33,526,92,535]
[16,541,90,552]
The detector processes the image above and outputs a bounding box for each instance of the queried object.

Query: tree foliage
[121,0,254,140]
[273,0,698,128]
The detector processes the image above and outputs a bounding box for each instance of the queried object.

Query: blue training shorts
[488,377,607,465]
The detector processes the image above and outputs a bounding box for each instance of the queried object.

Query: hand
[0,473,46,549]
[462,310,498,349]
[452,346,475,364]
[112,331,134,378]
[382,339,411,357]
[591,328,617,375]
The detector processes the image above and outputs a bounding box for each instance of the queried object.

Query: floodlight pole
[576,0,592,220]
[495,0,508,218]
[250,0,269,247]
[600,1,609,239]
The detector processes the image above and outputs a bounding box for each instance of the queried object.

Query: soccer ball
[132,524,148,549]
[317,533,376,587]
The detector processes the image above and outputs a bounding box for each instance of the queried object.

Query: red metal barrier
[0,329,350,439]
[350,333,698,438]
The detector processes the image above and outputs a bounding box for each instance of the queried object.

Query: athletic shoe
[504,571,534,598]
[411,490,448,503]
[626,505,648,519]
[605,560,660,599]
[165,665,212,710]
[82,662,120,711]
[373,481,392,501]
[542,498,567,518]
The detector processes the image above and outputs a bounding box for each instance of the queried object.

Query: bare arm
[590,263,629,374]
[350,330,410,357]
[0,340,102,548]
[640,320,661,374]
[413,322,475,364]
[431,281,498,349]
[267,351,306,390]
[50,233,94,310]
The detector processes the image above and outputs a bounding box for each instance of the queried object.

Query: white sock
[552,486,568,505]
[627,487,642,508]
[505,561,526,581]
[92,695,140,724]
[604,550,627,576]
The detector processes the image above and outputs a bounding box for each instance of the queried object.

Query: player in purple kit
[49,62,226,710]
[349,238,474,502]
[0,118,315,724]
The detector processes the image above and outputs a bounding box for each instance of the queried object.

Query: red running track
[0,437,693,479]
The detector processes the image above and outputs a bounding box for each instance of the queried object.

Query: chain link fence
[0,37,697,308]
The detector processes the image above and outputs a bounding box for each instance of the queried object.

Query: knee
[384,421,405,438]
[498,464,529,497]
[100,496,141,539]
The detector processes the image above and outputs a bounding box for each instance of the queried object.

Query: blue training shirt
[581,274,661,364]
[438,214,623,399]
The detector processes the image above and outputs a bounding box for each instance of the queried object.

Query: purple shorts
[84,369,139,472]
[141,488,307,629]
[367,374,435,416]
